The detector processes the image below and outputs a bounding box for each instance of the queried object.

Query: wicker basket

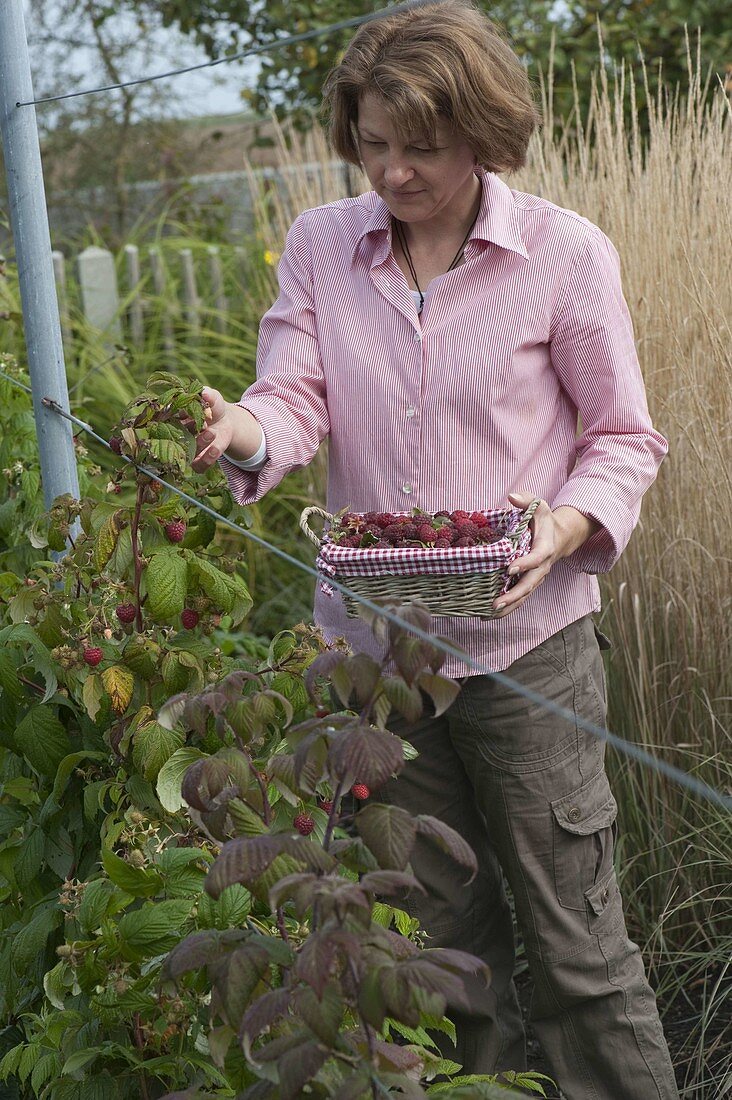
[299,501,538,620]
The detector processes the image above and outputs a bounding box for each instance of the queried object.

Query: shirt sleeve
[548,227,668,573]
[219,212,329,505]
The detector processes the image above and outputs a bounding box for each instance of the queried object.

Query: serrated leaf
[82,673,105,722]
[52,750,107,804]
[77,878,116,933]
[15,828,44,888]
[0,624,57,702]
[43,960,73,1010]
[117,899,194,959]
[382,676,424,724]
[328,723,405,789]
[416,815,478,880]
[11,906,61,971]
[356,803,418,871]
[192,559,234,613]
[148,437,188,471]
[101,849,163,898]
[93,513,123,573]
[292,984,344,1046]
[156,747,207,812]
[132,721,185,782]
[415,672,461,718]
[0,650,23,704]
[101,665,135,715]
[145,550,187,620]
[14,705,71,775]
[205,835,335,898]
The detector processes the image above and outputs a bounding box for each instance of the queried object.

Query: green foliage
[126,0,732,127]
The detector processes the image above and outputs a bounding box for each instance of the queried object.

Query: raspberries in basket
[328,508,502,549]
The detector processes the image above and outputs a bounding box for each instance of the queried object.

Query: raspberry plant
[155,603,549,1098]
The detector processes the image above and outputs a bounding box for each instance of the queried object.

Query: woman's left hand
[492,492,600,618]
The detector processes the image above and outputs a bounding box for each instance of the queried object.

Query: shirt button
[405,406,416,418]
[402,483,413,495]
[414,332,422,342]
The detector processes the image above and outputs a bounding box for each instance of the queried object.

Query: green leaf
[0,625,57,702]
[192,559,234,613]
[132,721,185,782]
[14,706,71,775]
[82,674,105,722]
[52,751,107,804]
[145,550,187,620]
[101,849,163,898]
[0,651,23,705]
[196,883,252,930]
[117,899,194,959]
[77,879,116,933]
[156,748,207,812]
[43,960,73,1010]
[14,829,44,889]
[11,906,61,972]
[93,512,123,573]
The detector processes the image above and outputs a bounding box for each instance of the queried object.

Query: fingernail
[201,430,214,442]
[507,566,518,576]
[494,601,505,610]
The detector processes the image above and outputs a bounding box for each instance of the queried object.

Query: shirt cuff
[222,426,267,471]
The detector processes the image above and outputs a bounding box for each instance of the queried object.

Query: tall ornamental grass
[247,62,732,1095]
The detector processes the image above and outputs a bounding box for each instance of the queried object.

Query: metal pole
[0,0,80,509]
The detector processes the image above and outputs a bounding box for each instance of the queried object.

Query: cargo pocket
[551,769,618,912]
[585,864,623,934]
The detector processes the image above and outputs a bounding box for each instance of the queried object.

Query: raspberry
[351,783,370,801]
[83,647,103,667]
[109,436,123,454]
[435,510,451,518]
[293,812,315,835]
[455,521,479,540]
[478,527,500,543]
[375,513,395,528]
[450,510,471,524]
[165,520,186,543]
[435,532,453,546]
[416,524,438,543]
[343,534,362,547]
[362,512,379,524]
[181,608,200,629]
[318,799,334,814]
[315,707,331,718]
[340,512,361,529]
[470,511,490,528]
[362,523,382,537]
[455,536,476,547]
[115,603,137,624]
[375,539,392,548]
[381,524,405,543]
[399,523,419,540]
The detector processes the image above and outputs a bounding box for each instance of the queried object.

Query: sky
[23,0,262,122]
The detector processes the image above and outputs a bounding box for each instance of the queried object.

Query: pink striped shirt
[221,170,667,676]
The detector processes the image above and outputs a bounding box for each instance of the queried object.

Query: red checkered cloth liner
[315,508,532,580]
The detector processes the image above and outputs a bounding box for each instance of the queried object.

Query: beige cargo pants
[376,615,679,1100]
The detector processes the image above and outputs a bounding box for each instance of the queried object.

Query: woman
[189,2,678,1096]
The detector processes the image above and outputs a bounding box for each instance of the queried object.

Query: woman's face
[356,91,479,227]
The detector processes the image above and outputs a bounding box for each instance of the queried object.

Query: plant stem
[131,1013,151,1100]
[131,484,144,632]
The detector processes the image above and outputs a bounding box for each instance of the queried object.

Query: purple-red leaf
[239,987,291,1044]
[381,677,424,724]
[356,803,418,871]
[415,671,461,717]
[359,869,425,897]
[304,650,349,700]
[415,814,478,880]
[328,724,405,789]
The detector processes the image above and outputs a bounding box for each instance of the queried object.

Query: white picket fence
[51,241,242,350]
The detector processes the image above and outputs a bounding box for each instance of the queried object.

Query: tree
[130,0,732,127]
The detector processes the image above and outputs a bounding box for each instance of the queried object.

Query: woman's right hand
[182,387,235,473]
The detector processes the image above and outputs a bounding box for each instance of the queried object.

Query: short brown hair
[322,0,541,173]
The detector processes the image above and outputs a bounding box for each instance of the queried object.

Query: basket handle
[299,506,333,547]
[510,498,541,541]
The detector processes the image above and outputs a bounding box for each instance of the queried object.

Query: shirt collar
[353,170,529,263]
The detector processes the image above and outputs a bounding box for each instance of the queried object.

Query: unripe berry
[115,603,137,624]
[109,436,123,454]
[293,813,315,836]
[83,647,103,667]
[164,520,186,543]
[181,608,199,630]
[351,783,370,801]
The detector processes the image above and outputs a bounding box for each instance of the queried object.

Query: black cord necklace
[393,209,479,313]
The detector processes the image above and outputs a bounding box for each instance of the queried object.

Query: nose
[383,152,414,188]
